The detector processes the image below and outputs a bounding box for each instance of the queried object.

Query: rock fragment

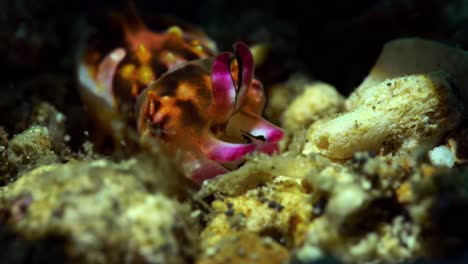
[306,73,462,159]
[283,82,344,131]
[0,159,196,263]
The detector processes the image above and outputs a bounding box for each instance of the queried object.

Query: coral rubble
[1,158,196,263]
[306,72,462,159]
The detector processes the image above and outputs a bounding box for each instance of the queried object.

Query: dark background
[2,0,467,116]
[2,0,467,153]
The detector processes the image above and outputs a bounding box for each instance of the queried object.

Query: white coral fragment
[346,38,468,109]
[428,145,456,167]
[326,184,367,223]
[304,38,468,159]
[307,73,462,159]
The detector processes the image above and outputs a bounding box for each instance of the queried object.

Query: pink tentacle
[97,48,126,96]
[210,52,236,123]
[226,110,284,143]
[233,42,254,110]
[182,152,229,184]
[78,48,126,107]
[200,133,257,163]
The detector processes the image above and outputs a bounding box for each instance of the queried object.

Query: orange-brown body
[78,13,283,183]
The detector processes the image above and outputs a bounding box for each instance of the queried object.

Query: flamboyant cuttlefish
[78,11,283,184]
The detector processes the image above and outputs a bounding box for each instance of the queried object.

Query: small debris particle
[205,246,218,257]
[267,200,284,212]
[9,195,32,222]
[190,210,201,218]
[228,213,246,230]
[64,135,71,142]
[313,197,327,216]
[428,145,455,167]
[301,179,313,193]
[354,120,359,128]
[225,208,234,216]
[279,237,286,245]
[55,113,65,122]
[262,237,274,248]
[296,245,323,262]
[237,247,246,257]
[212,200,226,212]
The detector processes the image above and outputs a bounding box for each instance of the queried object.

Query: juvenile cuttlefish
[78,13,283,184]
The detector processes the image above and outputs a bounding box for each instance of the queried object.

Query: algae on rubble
[6,126,58,175]
[0,158,197,264]
[0,102,73,185]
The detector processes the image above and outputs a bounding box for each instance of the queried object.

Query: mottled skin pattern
[78,16,283,183]
[137,62,213,144]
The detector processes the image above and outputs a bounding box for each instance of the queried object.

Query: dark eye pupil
[252,134,266,141]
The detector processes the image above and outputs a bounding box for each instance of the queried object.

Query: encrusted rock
[6,125,58,173]
[0,127,10,184]
[0,159,197,264]
[282,82,344,131]
[30,102,68,155]
[197,232,289,264]
[346,38,468,109]
[198,153,316,198]
[264,74,313,124]
[201,177,313,250]
[305,72,462,159]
